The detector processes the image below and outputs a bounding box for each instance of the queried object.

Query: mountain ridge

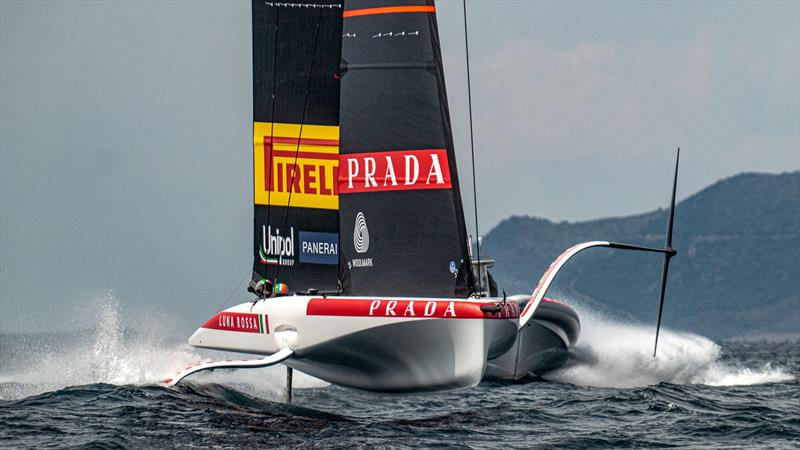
[482,171,800,339]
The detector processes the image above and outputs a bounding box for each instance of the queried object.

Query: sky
[1,0,798,333]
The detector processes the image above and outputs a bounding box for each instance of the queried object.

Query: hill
[482,171,800,339]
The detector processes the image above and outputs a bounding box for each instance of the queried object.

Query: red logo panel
[201,312,266,334]
[339,149,452,194]
[306,298,519,319]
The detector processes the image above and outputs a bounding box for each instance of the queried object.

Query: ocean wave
[0,295,797,448]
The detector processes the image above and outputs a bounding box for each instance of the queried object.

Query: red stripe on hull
[306,298,519,319]
[541,297,566,306]
[201,312,267,334]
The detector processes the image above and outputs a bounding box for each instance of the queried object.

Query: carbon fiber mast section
[338,0,475,297]
[251,1,343,292]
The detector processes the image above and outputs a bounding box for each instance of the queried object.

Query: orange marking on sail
[343,5,436,18]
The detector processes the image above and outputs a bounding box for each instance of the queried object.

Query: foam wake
[544,306,795,388]
[0,293,325,401]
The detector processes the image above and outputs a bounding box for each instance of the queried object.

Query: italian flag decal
[259,247,278,265]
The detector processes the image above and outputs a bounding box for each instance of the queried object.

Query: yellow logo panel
[253,122,339,210]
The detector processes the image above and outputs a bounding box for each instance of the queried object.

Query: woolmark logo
[354,212,369,253]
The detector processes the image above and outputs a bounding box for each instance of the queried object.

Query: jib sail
[337,0,475,297]
[251,1,343,292]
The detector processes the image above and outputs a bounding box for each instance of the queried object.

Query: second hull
[484,298,581,380]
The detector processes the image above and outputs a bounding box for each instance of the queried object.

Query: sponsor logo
[353,212,369,253]
[339,149,452,194]
[305,298,520,319]
[299,231,338,265]
[201,312,269,334]
[253,122,339,210]
[260,225,295,266]
[350,211,373,268]
[351,257,372,268]
[449,261,458,278]
[366,300,459,317]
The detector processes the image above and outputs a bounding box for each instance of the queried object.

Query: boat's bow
[183,295,520,393]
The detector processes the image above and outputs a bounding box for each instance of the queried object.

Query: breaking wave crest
[0,293,324,401]
[544,306,795,388]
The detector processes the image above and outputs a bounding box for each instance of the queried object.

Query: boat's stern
[485,296,581,380]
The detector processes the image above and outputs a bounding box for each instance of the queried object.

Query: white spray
[544,305,795,388]
[0,292,325,401]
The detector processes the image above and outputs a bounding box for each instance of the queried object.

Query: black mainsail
[251,1,343,292]
[337,0,475,297]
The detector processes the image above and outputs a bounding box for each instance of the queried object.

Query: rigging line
[214,271,250,313]
[462,0,482,297]
[264,5,280,282]
[275,6,324,285]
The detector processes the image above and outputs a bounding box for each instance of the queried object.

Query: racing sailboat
[163,0,678,392]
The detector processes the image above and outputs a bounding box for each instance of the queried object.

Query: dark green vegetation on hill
[483,172,800,339]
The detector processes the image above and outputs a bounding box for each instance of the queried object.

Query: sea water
[0,297,797,448]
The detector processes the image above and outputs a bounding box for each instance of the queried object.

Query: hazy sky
[1,0,798,332]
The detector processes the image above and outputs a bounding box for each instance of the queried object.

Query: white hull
[288,317,516,392]
[187,295,520,392]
